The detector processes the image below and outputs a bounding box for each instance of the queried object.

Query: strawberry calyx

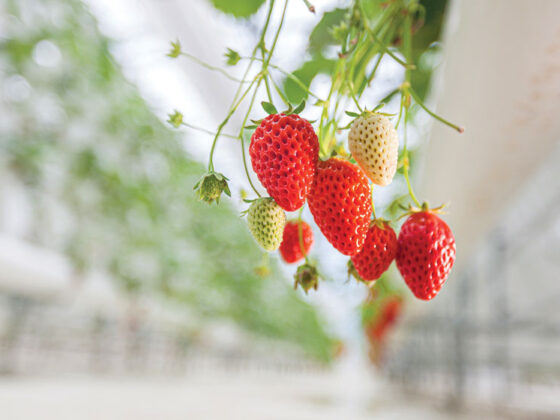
[342,106,396,130]
[398,201,447,219]
[294,262,319,294]
[193,171,231,205]
[347,259,375,286]
[370,218,391,230]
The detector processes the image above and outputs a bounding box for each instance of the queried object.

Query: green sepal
[193,171,231,205]
[291,100,306,115]
[261,101,278,115]
[294,263,319,294]
[167,110,183,128]
[167,40,181,58]
[224,48,241,66]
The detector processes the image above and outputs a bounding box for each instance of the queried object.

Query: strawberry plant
[168,0,462,301]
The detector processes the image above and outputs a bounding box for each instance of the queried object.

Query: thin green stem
[269,75,290,106]
[269,63,323,100]
[358,0,408,72]
[403,6,414,90]
[362,12,397,94]
[241,58,324,101]
[297,207,309,263]
[207,0,276,172]
[409,88,464,133]
[371,187,377,220]
[403,157,421,208]
[395,92,405,128]
[231,0,275,106]
[237,78,264,197]
[365,52,384,89]
[301,0,315,13]
[264,0,289,68]
[318,59,343,156]
[208,76,259,171]
[365,32,414,69]
[402,117,421,208]
[263,74,273,102]
[178,51,249,83]
[400,7,420,209]
[181,122,237,139]
[347,81,363,113]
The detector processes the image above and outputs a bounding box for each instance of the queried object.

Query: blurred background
[0,0,559,418]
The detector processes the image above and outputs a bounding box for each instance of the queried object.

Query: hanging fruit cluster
[167,0,462,301]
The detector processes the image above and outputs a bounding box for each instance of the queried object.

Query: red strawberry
[350,221,397,282]
[279,220,313,264]
[381,297,402,326]
[250,114,319,211]
[367,297,402,342]
[396,211,456,300]
[308,158,372,256]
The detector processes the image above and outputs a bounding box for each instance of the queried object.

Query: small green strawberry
[247,197,286,251]
[193,171,231,204]
[348,113,398,186]
[293,262,319,293]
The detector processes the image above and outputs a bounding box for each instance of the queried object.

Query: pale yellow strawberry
[247,197,286,251]
[348,114,398,186]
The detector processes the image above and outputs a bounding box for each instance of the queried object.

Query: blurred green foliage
[284,0,448,104]
[0,0,333,362]
[208,0,266,18]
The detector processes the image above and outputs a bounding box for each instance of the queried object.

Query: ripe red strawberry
[350,221,397,282]
[308,158,372,256]
[250,114,319,211]
[396,211,456,300]
[279,220,313,264]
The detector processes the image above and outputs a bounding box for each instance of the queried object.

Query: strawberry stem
[177,51,250,83]
[269,74,291,106]
[408,88,464,133]
[180,122,238,139]
[347,81,363,113]
[400,9,422,210]
[297,207,309,263]
[208,76,259,171]
[237,79,263,197]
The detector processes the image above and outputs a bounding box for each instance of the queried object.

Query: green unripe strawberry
[293,262,319,293]
[247,197,286,251]
[193,171,231,204]
[348,113,398,186]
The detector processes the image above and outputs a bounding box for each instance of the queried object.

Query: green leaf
[292,100,306,115]
[261,101,278,115]
[308,8,348,55]
[345,110,359,118]
[379,88,399,105]
[224,48,240,66]
[284,55,336,103]
[208,0,266,18]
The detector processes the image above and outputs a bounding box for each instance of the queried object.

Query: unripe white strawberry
[348,113,399,186]
[247,198,286,251]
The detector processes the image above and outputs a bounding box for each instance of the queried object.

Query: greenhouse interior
[0,0,559,418]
